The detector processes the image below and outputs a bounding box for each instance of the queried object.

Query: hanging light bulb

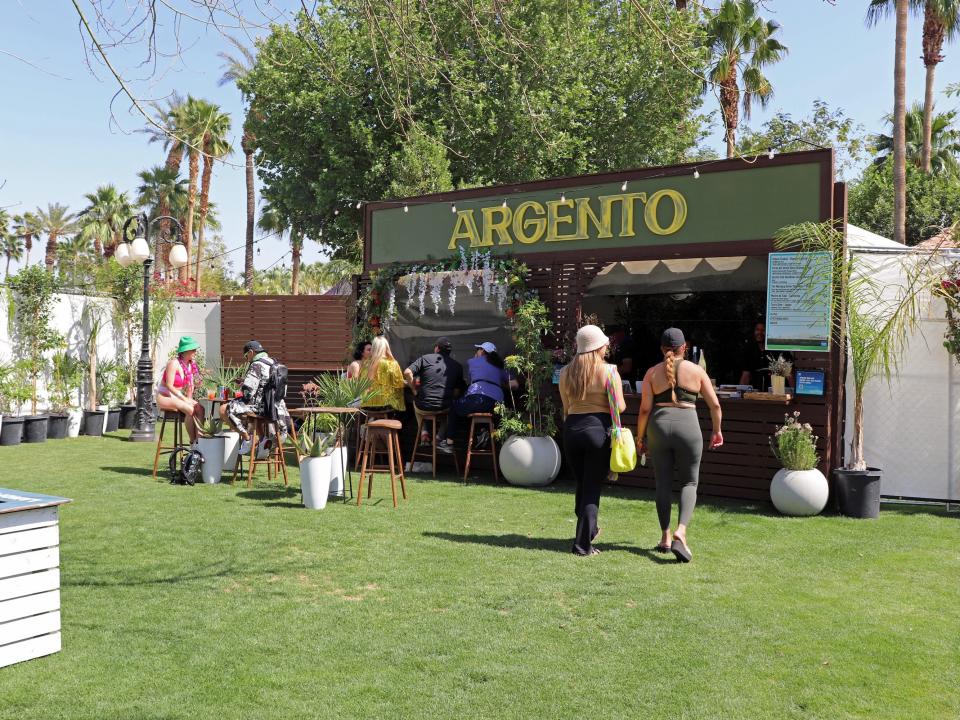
[334,209,339,216]
[560,192,566,202]
[501,199,507,208]
[114,242,132,267]
[257,246,261,255]
[403,204,409,213]
[621,180,628,192]
[355,201,362,210]
[693,169,700,179]
[767,148,776,160]
[451,203,457,213]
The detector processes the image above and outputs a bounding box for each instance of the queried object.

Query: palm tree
[921,2,960,172]
[57,235,94,288]
[12,211,41,266]
[2,235,23,280]
[176,96,213,282]
[258,202,304,295]
[36,204,79,271]
[140,93,189,243]
[219,36,258,293]
[79,185,133,257]
[705,0,788,158]
[873,102,960,175]
[301,258,360,294]
[136,166,187,276]
[193,103,232,292]
[868,0,912,244]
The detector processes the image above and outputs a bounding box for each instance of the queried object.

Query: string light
[693,169,699,179]
[450,203,457,213]
[355,201,362,210]
[256,247,261,255]
[403,204,409,213]
[334,209,339,216]
[767,148,776,160]
[621,180,628,191]
[501,199,507,208]
[560,192,566,202]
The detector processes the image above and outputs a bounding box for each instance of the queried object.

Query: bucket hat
[177,336,200,354]
[575,325,608,354]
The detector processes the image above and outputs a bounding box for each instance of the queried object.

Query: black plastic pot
[105,408,121,433]
[0,416,24,446]
[834,467,882,519]
[118,404,138,430]
[23,415,49,443]
[47,414,69,440]
[82,410,105,436]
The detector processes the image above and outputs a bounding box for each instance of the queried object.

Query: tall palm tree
[193,103,232,292]
[57,234,94,288]
[873,102,960,175]
[257,203,303,295]
[136,165,187,276]
[921,2,960,172]
[2,235,23,280]
[705,1,788,158]
[140,93,189,243]
[12,211,41,266]
[219,36,258,293]
[175,96,213,282]
[79,185,133,257]
[36,204,79,271]
[868,0,912,244]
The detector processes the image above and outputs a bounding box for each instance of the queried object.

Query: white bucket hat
[575,324,609,354]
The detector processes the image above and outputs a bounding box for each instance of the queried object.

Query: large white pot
[221,431,240,472]
[327,445,349,497]
[66,408,83,438]
[197,436,226,484]
[301,455,333,509]
[770,467,829,516]
[499,435,562,487]
[98,404,110,435]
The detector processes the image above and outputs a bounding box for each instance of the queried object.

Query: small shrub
[770,411,819,471]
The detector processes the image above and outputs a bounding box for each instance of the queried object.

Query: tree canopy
[239,1,710,261]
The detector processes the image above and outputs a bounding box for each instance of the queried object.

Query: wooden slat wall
[220,295,353,372]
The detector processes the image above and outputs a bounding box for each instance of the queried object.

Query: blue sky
[2,1,959,277]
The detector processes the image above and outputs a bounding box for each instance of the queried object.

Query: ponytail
[663,347,678,404]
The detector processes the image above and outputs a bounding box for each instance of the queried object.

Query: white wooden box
[0,490,71,670]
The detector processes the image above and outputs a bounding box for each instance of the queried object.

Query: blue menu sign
[795,370,825,396]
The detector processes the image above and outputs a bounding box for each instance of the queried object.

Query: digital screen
[795,370,825,396]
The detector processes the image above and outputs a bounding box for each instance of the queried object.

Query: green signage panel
[369,161,824,266]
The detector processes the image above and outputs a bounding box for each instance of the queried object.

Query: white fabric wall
[843,251,959,501]
[0,290,220,411]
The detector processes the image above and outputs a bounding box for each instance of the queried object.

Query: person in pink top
[155,336,206,443]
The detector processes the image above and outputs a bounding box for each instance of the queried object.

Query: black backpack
[169,447,203,485]
[261,357,288,422]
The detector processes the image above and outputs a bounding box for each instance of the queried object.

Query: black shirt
[406,353,464,410]
[740,341,793,389]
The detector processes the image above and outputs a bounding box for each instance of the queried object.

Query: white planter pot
[300,455,333,509]
[327,445,349,497]
[98,405,110,435]
[499,435,562,487]
[770,467,829,516]
[221,431,240,472]
[66,408,83,438]
[196,436,226,484]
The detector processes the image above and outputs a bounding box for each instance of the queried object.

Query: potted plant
[8,266,63,444]
[201,359,244,470]
[768,354,793,396]
[97,361,124,433]
[775,221,937,518]
[307,373,376,492]
[48,351,83,439]
[104,263,143,429]
[296,432,335,509]
[81,305,107,436]
[768,411,829,516]
[0,362,31,446]
[194,417,227,484]
[494,298,561,486]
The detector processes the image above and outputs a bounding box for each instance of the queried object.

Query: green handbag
[606,368,637,473]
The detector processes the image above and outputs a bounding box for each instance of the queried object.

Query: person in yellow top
[361,336,406,413]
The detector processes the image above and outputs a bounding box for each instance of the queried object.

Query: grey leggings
[647,406,703,529]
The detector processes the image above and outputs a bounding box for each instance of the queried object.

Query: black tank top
[651,359,699,404]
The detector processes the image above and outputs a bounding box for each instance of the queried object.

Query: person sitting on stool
[403,336,464,446]
[220,340,290,451]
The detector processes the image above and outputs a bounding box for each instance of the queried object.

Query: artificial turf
[0,433,957,719]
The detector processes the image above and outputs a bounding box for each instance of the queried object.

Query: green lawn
[0,433,957,719]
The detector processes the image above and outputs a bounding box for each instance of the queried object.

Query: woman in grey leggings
[636,328,723,562]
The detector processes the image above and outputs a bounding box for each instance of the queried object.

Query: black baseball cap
[660,328,685,348]
[243,340,264,354]
[436,337,452,351]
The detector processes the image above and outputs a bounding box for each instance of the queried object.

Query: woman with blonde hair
[360,335,406,413]
[636,328,723,563]
[559,325,626,557]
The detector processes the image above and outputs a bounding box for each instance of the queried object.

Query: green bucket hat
[177,336,200,354]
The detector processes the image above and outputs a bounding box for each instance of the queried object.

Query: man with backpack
[220,340,291,449]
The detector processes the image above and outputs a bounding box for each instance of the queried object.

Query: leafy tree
[140,93,189,264]
[705,0,788,157]
[2,234,23,280]
[872,101,960,176]
[919,1,960,172]
[11,212,41,266]
[8,265,63,414]
[239,1,709,260]
[57,234,95,288]
[848,158,960,245]
[736,100,869,179]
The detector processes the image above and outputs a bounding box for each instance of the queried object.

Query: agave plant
[203,358,243,395]
[296,432,334,459]
[193,416,224,438]
[307,373,377,410]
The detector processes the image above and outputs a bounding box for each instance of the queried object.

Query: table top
[290,406,361,416]
[0,488,72,515]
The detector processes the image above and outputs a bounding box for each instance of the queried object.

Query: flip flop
[670,538,692,563]
[653,543,671,553]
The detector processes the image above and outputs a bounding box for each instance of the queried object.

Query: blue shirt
[465,357,510,402]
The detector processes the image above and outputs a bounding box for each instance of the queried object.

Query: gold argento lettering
[447,209,482,249]
[575,196,611,239]
[512,201,546,244]
[545,199,579,242]
[481,206,513,246]
[644,189,687,235]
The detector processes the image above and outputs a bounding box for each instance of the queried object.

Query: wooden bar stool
[355,409,391,470]
[409,409,460,478]
[356,419,407,507]
[463,413,499,483]
[152,410,187,479]
[231,415,290,488]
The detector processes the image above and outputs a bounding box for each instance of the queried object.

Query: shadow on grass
[236,487,301,507]
[102,466,157,478]
[423,531,669,559]
[63,560,233,588]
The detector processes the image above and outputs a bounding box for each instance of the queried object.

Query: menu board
[766,251,832,352]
